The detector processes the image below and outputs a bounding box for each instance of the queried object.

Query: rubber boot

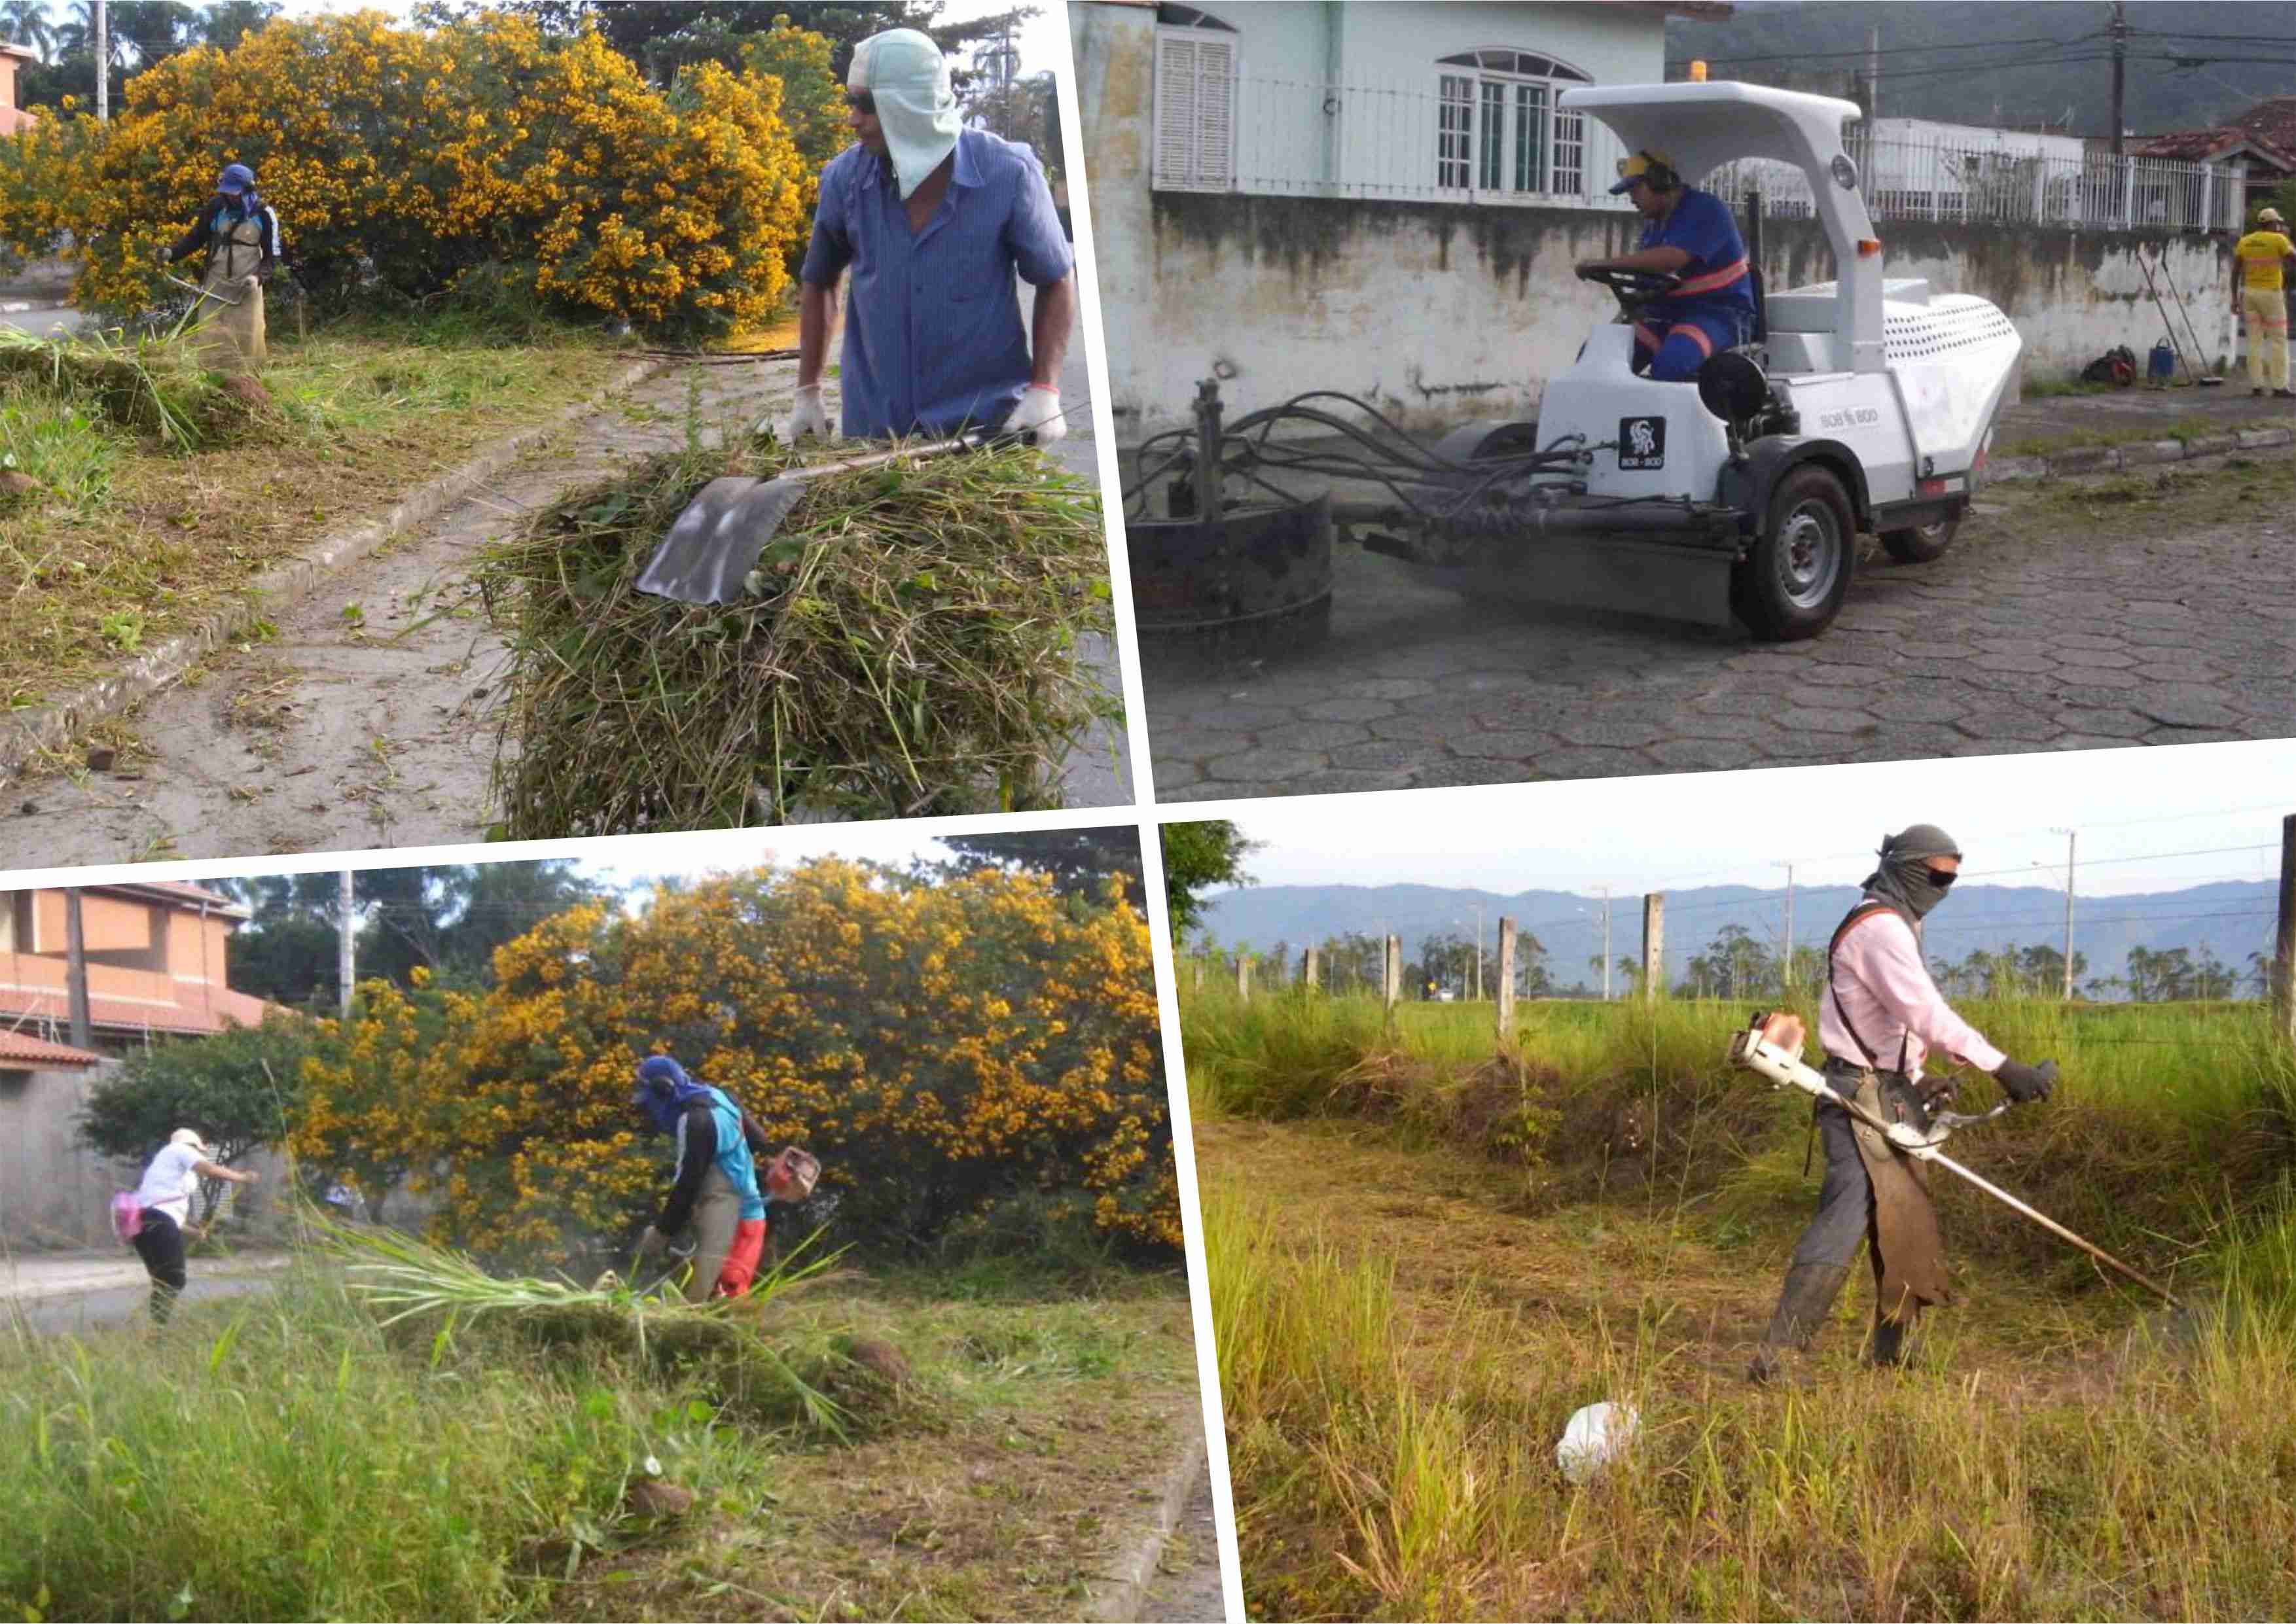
[1748,1260,1852,1383]
[1871,1303,1919,1368]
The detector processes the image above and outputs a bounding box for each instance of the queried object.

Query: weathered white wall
[0,1063,120,1248]
[1101,192,2231,438]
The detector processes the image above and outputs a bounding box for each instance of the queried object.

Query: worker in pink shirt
[1749,824,2059,1382]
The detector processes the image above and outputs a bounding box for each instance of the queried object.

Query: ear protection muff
[1635,149,1679,191]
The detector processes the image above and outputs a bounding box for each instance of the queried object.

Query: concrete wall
[1102,192,2232,436]
[0,1058,296,1251]
[0,1062,122,1249]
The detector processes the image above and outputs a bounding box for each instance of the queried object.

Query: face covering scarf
[849,27,962,200]
[1860,822,1962,930]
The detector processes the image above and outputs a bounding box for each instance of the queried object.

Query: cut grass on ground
[1,1259,1198,1623]
[1202,1114,2296,1623]
[1,317,632,711]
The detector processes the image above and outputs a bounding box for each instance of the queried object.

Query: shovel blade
[636,474,808,605]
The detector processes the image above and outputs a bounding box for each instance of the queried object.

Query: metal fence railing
[1158,71,2243,233]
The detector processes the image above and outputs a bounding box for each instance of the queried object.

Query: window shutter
[1155,29,1234,191]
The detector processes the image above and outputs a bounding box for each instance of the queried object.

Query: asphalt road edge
[1092,1422,1212,1623]
[1,355,668,785]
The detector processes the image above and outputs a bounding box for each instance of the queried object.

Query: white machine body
[1541,82,2024,512]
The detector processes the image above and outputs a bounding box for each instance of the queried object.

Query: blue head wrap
[633,1054,709,1134]
[217,163,260,219]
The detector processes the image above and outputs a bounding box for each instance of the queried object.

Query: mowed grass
[0,314,632,709]
[1189,990,2296,1620]
[0,1256,1198,1623]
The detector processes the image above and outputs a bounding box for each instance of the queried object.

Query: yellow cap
[1689,60,1708,82]
[1611,150,1679,194]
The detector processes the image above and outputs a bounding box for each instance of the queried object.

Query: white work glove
[1007,384,1066,444]
[783,384,831,442]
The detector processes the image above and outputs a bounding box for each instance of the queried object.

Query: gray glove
[1992,1057,2057,1103]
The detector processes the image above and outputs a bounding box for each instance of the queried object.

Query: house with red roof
[2132,96,2296,225]
[2,881,271,1054]
[2,882,278,1248]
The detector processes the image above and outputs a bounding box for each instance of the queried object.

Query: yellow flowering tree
[289,972,445,1224]
[287,862,1175,1263]
[0,10,814,341]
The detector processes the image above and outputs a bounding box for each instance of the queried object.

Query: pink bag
[110,1192,144,1244]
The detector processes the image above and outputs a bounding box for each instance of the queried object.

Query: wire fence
[1158,69,2244,232]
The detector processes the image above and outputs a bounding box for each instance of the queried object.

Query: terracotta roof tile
[0,1029,106,1067]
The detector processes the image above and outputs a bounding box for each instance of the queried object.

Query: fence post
[1237,955,1251,1001]
[1641,893,1664,1002]
[1383,934,1400,1016]
[1191,958,1202,992]
[2276,815,2296,1046]
[1304,945,1320,992]
[1496,917,1517,1043]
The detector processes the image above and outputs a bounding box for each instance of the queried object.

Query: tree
[78,1015,314,1220]
[1,0,54,59]
[939,829,1141,909]
[494,2,1037,86]
[199,0,281,50]
[1160,821,1255,943]
[1693,923,1775,1001]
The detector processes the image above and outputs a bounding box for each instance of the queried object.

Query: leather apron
[1847,1071,1950,1323]
[196,210,267,373]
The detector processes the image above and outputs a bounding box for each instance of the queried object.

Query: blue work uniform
[799,128,1074,439]
[1632,187,1756,382]
[660,1086,766,1231]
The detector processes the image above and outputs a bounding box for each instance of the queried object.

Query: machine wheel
[1878,508,1961,564]
[1733,465,1854,641]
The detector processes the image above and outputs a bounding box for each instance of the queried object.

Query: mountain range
[1197,879,2278,995]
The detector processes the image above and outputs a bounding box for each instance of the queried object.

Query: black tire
[1732,465,1855,641]
[1878,508,1961,565]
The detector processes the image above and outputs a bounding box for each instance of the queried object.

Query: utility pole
[338,870,356,1017]
[1777,862,1796,992]
[2056,828,2077,1000]
[2109,1,2126,161]
[1600,887,1613,1002]
[1473,902,1484,1001]
[63,889,93,1051]
[94,0,108,122]
[1866,24,1880,120]
[2276,816,2295,1046]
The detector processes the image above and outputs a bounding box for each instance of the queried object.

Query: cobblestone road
[1145,446,2296,802]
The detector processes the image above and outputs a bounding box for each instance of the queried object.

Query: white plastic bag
[1556,1400,1639,1485]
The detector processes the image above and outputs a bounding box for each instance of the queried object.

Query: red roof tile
[2229,97,2296,152]
[0,1029,106,1067]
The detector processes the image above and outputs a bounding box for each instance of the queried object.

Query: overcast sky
[1202,741,2296,900]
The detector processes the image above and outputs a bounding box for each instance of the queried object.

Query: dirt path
[0,348,1121,864]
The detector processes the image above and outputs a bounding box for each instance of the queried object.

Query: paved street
[1144,442,2296,800]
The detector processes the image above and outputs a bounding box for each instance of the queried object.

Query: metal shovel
[636,427,1005,605]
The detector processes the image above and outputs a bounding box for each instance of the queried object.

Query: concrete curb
[1989,423,2292,487]
[1092,1424,1211,1624]
[1,354,668,782]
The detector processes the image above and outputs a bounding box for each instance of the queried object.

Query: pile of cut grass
[478,436,1116,833]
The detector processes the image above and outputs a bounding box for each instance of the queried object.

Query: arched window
[1434,48,1592,200]
[1153,5,1238,191]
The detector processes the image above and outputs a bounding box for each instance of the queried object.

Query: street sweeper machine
[1126,80,2025,646]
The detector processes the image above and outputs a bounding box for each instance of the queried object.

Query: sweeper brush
[477,436,1117,836]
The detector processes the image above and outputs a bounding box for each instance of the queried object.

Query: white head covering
[849,27,962,200]
[170,1127,213,1158]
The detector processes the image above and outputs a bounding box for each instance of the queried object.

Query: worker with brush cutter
[1748,824,2060,1383]
[158,162,283,374]
[632,1055,821,1301]
[782,26,1075,446]
[120,1128,260,1328]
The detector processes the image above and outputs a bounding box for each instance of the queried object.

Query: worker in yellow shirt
[2232,206,2294,398]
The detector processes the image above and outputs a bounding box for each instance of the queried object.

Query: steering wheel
[1575,266,1681,311]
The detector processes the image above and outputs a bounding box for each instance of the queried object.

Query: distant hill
[1665,3,2293,135]
[1197,879,2278,997]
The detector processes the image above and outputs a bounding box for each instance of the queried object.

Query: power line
[1663,31,2107,67]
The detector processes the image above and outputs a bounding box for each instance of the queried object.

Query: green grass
[1191,989,2296,1619]
[0,311,631,712]
[0,1252,1199,1623]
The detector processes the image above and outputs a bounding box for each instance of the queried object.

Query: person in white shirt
[1749,825,2058,1381]
[131,1128,259,1326]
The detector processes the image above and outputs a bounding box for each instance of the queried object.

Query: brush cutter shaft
[1727,1029,2184,1309]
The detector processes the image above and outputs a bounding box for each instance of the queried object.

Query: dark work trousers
[1789,1060,1927,1271]
[131,1209,189,1325]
